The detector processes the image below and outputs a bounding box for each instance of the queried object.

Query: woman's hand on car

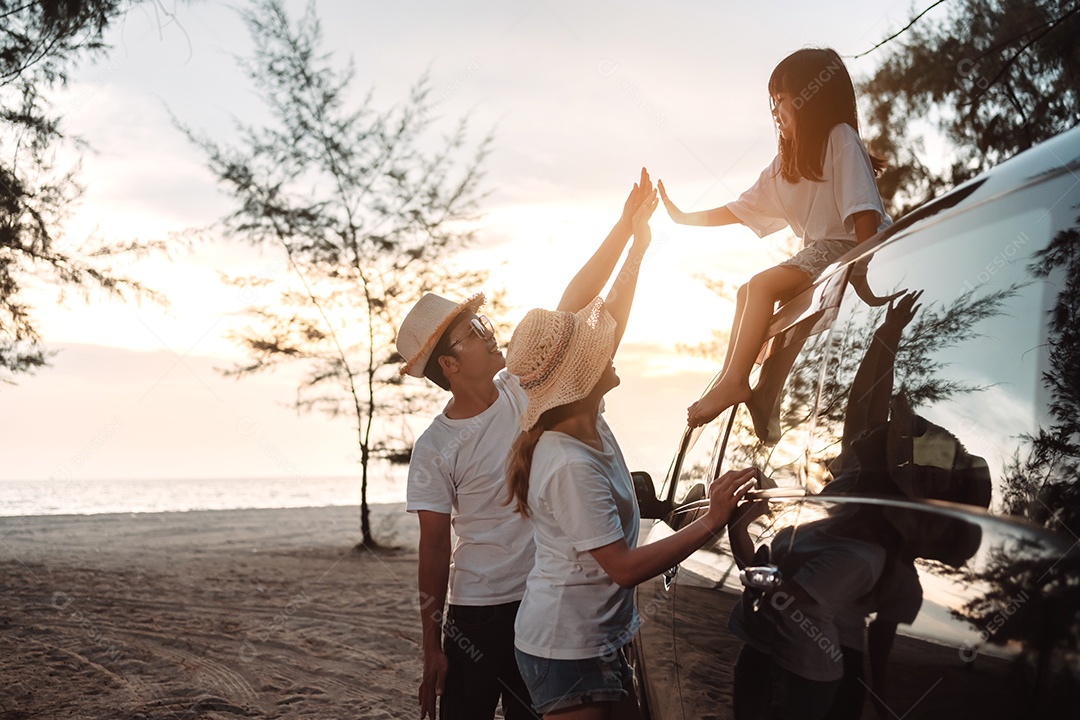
[705,467,757,531]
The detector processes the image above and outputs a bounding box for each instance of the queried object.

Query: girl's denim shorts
[779,237,856,278]
[514,645,632,714]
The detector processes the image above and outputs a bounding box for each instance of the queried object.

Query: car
[630,124,1080,720]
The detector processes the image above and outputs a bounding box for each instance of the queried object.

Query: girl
[505,185,755,719]
[659,47,891,429]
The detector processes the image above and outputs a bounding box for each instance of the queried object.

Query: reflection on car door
[716,495,1077,719]
[671,496,802,719]
[668,273,847,718]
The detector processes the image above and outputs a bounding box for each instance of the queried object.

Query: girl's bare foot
[687,377,752,428]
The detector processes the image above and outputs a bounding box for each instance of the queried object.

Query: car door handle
[663,565,679,590]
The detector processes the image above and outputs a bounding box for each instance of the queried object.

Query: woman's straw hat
[397,292,485,378]
[506,296,615,431]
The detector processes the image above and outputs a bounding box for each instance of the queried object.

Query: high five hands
[656,179,686,224]
[632,187,660,249]
[621,167,654,226]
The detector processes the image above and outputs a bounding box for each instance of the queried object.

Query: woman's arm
[603,189,658,354]
[590,468,756,588]
[658,179,741,227]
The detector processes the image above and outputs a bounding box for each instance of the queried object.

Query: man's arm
[417,510,452,720]
[557,168,652,313]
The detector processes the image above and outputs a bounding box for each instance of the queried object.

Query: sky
[1,0,938,493]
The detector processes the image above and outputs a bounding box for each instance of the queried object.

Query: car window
[671,406,732,506]
[812,174,1079,517]
[717,322,836,490]
[703,264,849,491]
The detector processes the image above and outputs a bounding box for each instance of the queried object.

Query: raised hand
[631,188,659,249]
[621,167,653,225]
[885,289,923,329]
[657,179,687,224]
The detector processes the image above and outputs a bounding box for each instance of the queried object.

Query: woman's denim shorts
[514,646,632,714]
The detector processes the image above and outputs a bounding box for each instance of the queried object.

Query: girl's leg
[688,265,811,428]
[719,279,749,373]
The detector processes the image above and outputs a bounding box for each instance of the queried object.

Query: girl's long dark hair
[505,401,583,518]
[769,47,886,182]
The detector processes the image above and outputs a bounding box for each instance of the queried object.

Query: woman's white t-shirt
[726,123,890,245]
[406,369,535,606]
[514,415,641,660]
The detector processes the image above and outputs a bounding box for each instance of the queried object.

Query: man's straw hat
[397,292,485,378]
[506,296,615,431]
[886,394,991,507]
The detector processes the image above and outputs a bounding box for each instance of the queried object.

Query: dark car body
[631,126,1080,719]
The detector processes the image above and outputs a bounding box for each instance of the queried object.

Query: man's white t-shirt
[726,123,890,245]
[514,416,640,660]
[406,369,535,606]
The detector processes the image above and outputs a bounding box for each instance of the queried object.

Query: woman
[505,186,756,718]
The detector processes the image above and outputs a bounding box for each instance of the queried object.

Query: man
[396,169,653,720]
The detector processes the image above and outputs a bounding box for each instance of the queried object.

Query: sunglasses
[446,315,495,349]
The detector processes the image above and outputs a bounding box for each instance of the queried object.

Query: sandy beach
[0,503,427,719]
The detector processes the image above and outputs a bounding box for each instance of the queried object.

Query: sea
[0,463,408,517]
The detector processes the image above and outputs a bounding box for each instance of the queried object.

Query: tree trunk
[355,445,377,549]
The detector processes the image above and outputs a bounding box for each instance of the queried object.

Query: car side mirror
[633,471,672,520]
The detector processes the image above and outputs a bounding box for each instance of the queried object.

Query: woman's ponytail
[505,401,585,517]
[506,423,545,517]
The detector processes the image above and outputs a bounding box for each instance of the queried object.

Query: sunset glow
[3,0,920,489]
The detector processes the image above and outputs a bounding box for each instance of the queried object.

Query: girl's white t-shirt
[406,369,535,606]
[514,416,641,660]
[726,123,890,245]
